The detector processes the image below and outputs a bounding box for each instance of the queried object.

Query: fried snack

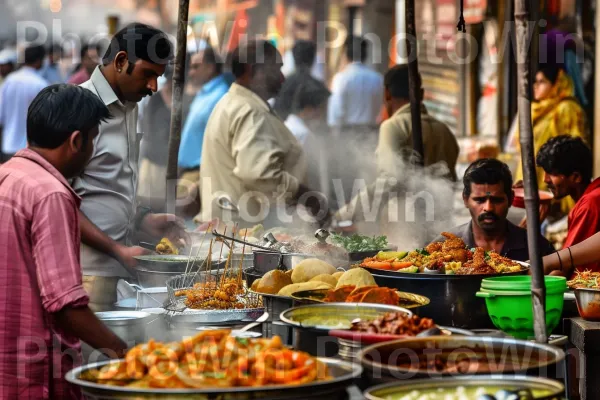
[291,259,337,283]
[346,286,400,305]
[277,282,333,297]
[256,270,293,295]
[424,241,442,254]
[332,271,344,280]
[81,330,331,389]
[335,268,376,288]
[323,285,356,302]
[156,238,179,255]
[440,232,466,251]
[309,274,338,287]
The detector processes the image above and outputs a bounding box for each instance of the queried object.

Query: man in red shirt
[0,84,127,399]
[537,135,599,278]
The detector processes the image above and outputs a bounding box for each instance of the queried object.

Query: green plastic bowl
[477,276,567,339]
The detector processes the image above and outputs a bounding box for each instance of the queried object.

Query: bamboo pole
[165,0,190,214]
[404,0,424,164]
[514,0,547,343]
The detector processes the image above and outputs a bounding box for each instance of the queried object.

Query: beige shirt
[74,67,140,278]
[376,103,459,181]
[198,83,306,227]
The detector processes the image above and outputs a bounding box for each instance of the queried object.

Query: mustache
[478,212,498,222]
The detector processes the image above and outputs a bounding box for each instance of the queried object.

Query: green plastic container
[476,276,567,339]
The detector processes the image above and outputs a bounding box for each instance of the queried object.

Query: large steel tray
[66,357,362,399]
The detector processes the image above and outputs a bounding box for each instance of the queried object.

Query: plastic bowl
[476,276,567,339]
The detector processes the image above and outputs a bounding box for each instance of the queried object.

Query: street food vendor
[74,23,186,311]
[198,40,329,228]
[537,135,600,277]
[432,159,555,262]
[0,85,127,398]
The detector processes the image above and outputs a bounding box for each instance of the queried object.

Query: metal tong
[211,230,278,252]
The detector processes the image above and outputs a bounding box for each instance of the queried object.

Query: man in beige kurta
[376,66,459,181]
[335,64,458,245]
[197,40,328,228]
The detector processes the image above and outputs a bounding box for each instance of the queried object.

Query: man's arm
[79,210,147,273]
[56,306,127,358]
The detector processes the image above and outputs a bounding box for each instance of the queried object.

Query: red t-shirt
[564,179,600,278]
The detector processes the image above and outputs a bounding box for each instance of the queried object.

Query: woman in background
[514,63,587,216]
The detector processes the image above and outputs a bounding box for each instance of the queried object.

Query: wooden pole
[404,0,424,164]
[514,0,547,343]
[165,0,190,213]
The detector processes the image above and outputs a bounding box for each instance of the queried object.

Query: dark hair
[536,135,592,182]
[49,43,62,56]
[384,64,416,100]
[463,158,514,199]
[201,46,223,75]
[80,43,99,61]
[231,40,280,78]
[27,84,111,149]
[102,23,173,67]
[291,79,330,113]
[292,40,316,68]
[537,63,561,85]
[345,36,368,63]
[24,45,46,65]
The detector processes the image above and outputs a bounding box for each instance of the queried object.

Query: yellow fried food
[335,268,376,289]
[332,271,344,280]
[256,270,293,295]
[277,282,333,297]
[291,259,337,283]
[156,238,179,255]
[309,274,338,287]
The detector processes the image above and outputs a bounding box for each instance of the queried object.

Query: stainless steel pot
[95,311,154,346]
[364,375,565,400]
[574,288,600,321]
[280,303,413,358]
[252,251,347,275]
[136,259,226,288]
[359,335,566,385]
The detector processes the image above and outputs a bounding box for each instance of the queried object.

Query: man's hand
[296,185,332,228]
[140,213,189,246]
[113,245,151,269]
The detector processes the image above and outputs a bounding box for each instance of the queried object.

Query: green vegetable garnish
[235,337,249,346]
[331,233,388,253]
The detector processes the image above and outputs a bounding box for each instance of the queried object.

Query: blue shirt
[0,67,48,154]
[40,62,64,84]
[178,74,232,169]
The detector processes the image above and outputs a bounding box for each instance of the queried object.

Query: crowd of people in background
[0,23,597,278]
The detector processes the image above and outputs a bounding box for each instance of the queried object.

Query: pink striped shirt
[0,149,89,399]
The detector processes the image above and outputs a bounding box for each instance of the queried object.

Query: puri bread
[291,259,337,283]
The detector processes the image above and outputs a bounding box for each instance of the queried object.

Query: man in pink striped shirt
[0,84,127,399]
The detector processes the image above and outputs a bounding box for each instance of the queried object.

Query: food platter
[290,288,430,309]
[66,358,362,400]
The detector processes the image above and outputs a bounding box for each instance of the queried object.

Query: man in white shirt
[74,23,186,311]
[327,36,384,205]
[0,45,48,162]
[328,36,384,130]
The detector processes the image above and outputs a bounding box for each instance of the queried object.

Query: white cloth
[74,67,140,278]
[327,62,384,128]
[284,114,311,146]
[0,67,47,154]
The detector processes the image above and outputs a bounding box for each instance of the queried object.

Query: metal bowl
[94,311,154,345]
[574,288,600,321]
[249,291,296,345]
[290,288,430,309]
[364,375,565,400]
[66,357,362,399]
[135,257,226,288]
[359,335,566,385]
[280,303,412,357]
[252,251,348,275]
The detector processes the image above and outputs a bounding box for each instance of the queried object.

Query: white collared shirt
[327,62,384,128]
[0,67,48,154]
[284,114,311,146]
[73,67,140,278]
